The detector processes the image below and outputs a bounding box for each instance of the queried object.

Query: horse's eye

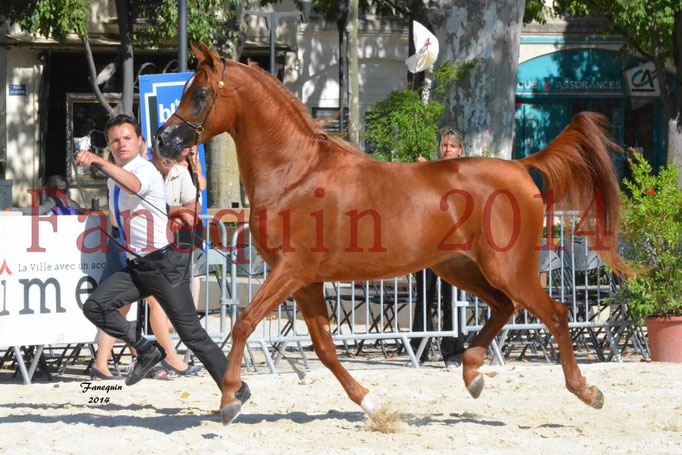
[193,87,208,102]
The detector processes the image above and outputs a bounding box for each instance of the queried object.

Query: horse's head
[155,42,237,160]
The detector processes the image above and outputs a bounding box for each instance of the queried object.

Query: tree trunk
[348,0,360,147]
[337,1,349,135]
[427,0,525,159]
[115,0,134,116]
[206,133,240,208]
[668,115,682,187]
[207,14,249,208]
[81,37,114,115]
[650,13,682,186]
[669,12,682,187]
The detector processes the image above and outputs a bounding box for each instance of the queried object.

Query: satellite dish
[95,63,117,86]
[405,21,439,73]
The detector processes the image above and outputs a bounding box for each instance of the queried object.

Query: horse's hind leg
[507,277,604,409]
[431,257,516,398]
[293,283,377,416]
[220,263,306,424]
[477,249,604,409]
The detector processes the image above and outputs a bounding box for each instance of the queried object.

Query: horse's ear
[198,41,219,68]
[190,41,204,63]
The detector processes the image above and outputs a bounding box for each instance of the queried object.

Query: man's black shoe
[125,343,166,386]
[235,381,251,405]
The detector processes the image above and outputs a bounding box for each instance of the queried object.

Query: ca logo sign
[631,68,658,93]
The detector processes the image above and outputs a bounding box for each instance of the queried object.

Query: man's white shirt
[107,155,170,258]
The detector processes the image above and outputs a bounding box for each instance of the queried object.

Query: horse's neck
[231,71,319,207]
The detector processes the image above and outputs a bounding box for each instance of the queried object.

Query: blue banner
[139,72,207,215]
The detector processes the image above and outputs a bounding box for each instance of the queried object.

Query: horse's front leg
[220,263,306,424]
[293,283,378,417]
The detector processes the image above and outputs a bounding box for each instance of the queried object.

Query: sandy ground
[1,356,681,455]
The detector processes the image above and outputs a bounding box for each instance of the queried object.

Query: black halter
[172,57,227,147]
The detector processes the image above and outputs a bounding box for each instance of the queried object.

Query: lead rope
[186,146,202,268]
[69,153,193,288]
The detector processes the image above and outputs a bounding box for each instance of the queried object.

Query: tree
[425,0,526,159]
[1,0,241,116]
[348,0,360,146]
[548,1,682,184]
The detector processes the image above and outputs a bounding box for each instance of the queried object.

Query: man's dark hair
[104,114,142,141]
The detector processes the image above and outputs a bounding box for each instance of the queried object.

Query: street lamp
[245,0,312,76]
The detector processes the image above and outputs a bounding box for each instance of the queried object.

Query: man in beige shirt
[152,148,200,227]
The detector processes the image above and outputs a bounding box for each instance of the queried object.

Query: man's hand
[75,150,105,168]
[416,155,428,163]
[178,146,199,172]
[178,210,196,227]
[178,145,206,191]
[169,207,197,228]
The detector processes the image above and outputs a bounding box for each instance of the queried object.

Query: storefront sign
[0,215,105,347]
[516,49,632,98]
[516,77,624,96]
[623,62,660,97]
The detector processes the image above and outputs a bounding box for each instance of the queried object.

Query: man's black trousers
[410,268,465,361]
[83,246,227,389]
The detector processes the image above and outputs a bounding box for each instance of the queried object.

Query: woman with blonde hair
[416,128,464,162]
[412,127,466,367]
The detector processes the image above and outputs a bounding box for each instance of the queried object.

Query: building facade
[516,18,672,180]
[0,3,674,207]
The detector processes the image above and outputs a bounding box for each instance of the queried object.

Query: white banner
[0,214,107,347]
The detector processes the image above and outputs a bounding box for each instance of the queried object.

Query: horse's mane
[242,62,366,157]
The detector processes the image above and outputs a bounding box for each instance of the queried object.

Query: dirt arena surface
[1,358,680,454]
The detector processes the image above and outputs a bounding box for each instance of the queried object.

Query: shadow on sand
[0,401,514,433]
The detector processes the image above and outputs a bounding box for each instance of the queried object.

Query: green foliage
[1,0,242,55]
[552,0,681,59]
[0,0,92,40]
[364,60,475,163]
[135,0,241,52]
[523,0,550,25]
[614,153,682,318]
[364,90,443,162]
[432,60,477,97]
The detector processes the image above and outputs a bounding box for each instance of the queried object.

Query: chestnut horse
[155,43,626,424]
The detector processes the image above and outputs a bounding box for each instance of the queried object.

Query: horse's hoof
[467,374,485,399]
[220,381,251,424]
[220,402,242,425]
[360,392,378,417]
[589,386,604,409]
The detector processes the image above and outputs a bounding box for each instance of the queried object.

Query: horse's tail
[519,111,630,276]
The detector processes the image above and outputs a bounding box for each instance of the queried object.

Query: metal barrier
[140,214,233,344]
[0,212,648,383]
[459,211,648,364]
